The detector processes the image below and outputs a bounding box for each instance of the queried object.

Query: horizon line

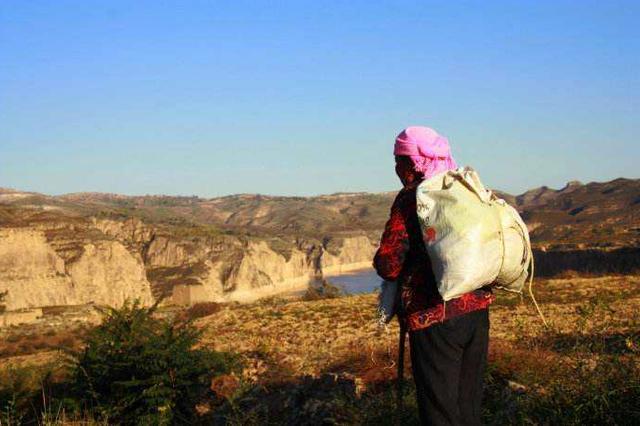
[2,176,637,201]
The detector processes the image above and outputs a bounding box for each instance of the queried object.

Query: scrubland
[1,275,639,425]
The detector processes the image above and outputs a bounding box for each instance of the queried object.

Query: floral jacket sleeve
[373,191,410,282]
[373,186,495,331]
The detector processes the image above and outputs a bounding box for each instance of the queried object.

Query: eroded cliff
[1,178,638,311]
[0,212,377,309]
[0,227,153,310]
[96,218,377,305]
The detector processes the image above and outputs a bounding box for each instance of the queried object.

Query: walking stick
[396,316,407,423]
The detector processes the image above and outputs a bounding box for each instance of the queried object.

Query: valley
[0,177,638,314]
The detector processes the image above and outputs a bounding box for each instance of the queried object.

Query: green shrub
[70,299,239,425]
[0,367,34,425]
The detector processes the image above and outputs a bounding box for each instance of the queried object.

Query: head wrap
[393,126,458,180]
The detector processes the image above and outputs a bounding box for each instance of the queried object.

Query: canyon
[0,199,377,310]
[0,176,638,311]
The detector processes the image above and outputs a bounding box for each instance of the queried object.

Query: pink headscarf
[394,126,458,180]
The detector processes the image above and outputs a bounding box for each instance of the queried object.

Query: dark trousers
[409,308,490,426]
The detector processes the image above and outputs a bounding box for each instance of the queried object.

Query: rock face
[0,214,377,309]
[0,228,153,310]
[143,234,376,305]
[66,241,153,307]
[0,177,638,310]
[320,236,377,275]
[0,229,75,309]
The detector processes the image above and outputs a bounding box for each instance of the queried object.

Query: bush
[70,299,239,425]
[303,279,345,301]
[0,367,34,425]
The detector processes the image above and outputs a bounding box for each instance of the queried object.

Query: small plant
[0,290,7,315]
[0,366,41,425]
[70,299,240,425]
[303,279,345,301]
[258,295,289,308]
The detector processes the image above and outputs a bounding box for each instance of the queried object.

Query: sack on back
[416,166,532,301]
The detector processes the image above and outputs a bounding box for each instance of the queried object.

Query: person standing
[374,126,494,426]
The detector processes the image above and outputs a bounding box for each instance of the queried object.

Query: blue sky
[1,1,638,197]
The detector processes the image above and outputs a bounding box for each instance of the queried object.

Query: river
[325,268,381,295]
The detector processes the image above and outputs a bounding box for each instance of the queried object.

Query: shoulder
[392,186,417,214]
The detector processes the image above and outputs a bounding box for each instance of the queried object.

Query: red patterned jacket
[373,185,494,331]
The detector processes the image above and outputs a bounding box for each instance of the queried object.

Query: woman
[373,126,494,426]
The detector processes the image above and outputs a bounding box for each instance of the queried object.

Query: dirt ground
[195,275,640,384]
[2,275,639,424]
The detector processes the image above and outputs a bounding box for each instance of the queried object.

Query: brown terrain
[0,177,639,313]
[1,275,638,424]
[195,275,640,424]
[0,178,639,424]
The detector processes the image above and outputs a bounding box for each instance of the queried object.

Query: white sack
[416,166,531,301]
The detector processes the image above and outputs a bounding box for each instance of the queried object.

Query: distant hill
[2,177,639,249]
[1,177,638,311]
[515,178,639,249]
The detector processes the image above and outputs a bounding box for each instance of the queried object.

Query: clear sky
[1,1,638,197]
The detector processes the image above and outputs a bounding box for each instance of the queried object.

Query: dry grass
[0,328,85,358]
[195,275,640,424]
[196,275,639,380]
[2,275,639,424]
[197,293,399,385]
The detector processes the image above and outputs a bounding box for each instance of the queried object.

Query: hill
[4,177,640,249]
[0,177,638,310]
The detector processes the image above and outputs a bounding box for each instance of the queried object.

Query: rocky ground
[194,275,640,424]
[3,275,637,424]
